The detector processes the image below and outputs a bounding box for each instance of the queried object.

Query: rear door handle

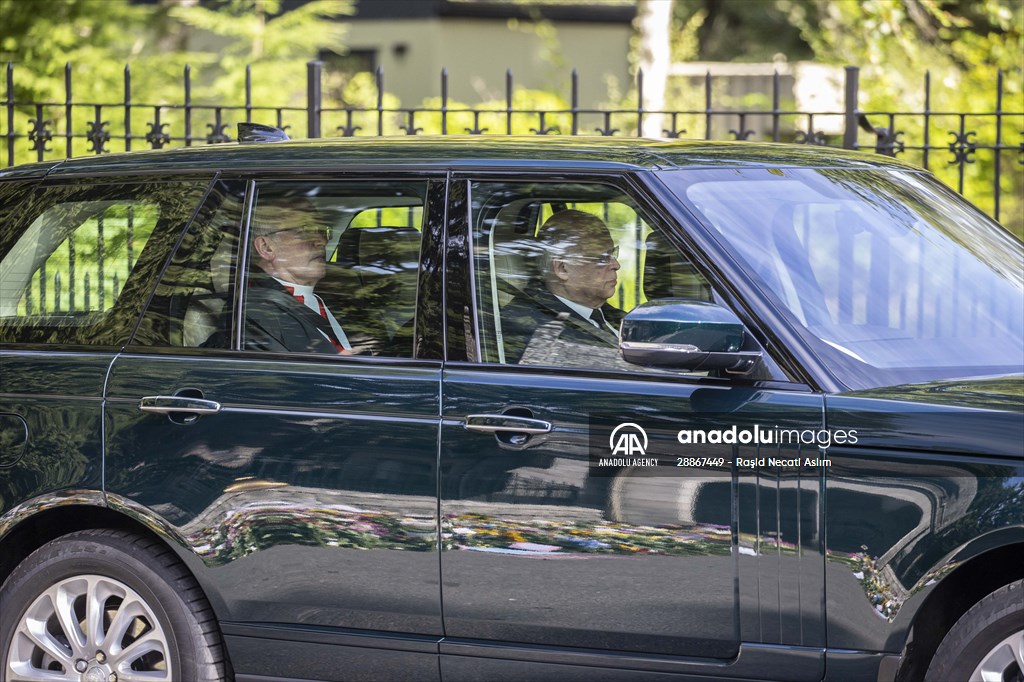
[464,414,551,434]
[139,396,222,415]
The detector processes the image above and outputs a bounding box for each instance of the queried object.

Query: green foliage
[0,0,353,163]
[411,88,573,136]
[1,0,153,103]
[673,0,814,62]
[165,0,353,106]
[780,0,1024,234]
[1,0,193,162]
[652,0,1023,235]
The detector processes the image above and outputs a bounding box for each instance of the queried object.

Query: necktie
[285,286,350,354]
[590,308,619,337]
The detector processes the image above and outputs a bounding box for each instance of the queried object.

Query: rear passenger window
[242,181,426,358]
[0,180,210,346]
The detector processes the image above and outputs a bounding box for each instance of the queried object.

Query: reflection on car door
[0,175,211,525]
[103,176,447,681]
[437,176,827,681]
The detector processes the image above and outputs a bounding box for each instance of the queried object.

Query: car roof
[10,135,923,178]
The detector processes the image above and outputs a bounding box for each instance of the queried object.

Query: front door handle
[464,414,551,434]
[139,396,222,415]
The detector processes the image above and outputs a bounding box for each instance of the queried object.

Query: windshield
[658,167,1024,389]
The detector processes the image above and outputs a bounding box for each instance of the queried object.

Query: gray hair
[251,196,323,238]
[536,209,610,276]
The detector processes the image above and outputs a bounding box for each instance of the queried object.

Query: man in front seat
[502,209,624,364]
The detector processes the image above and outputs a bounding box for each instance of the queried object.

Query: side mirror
[619,299,761,373]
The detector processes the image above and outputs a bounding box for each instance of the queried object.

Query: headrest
[335,227,420,274]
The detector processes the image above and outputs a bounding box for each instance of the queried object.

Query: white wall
[346,18,632,107]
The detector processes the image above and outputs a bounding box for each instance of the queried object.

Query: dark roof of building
[347,0,636,23]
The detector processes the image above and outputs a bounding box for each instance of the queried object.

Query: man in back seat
[244,197,362,355]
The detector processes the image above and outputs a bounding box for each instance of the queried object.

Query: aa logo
[609,423,648,456]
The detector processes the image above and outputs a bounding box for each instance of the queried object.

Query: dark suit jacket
[244,273,347,354]
[501,286,624,364]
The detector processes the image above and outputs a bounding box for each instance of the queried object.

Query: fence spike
[923,70,931,169]
[5,63,12,167]
[571,69,579,136]
[995,69,1004,222]
[636,67,644,137]
[306,60,322,138]
[705,71,712,140]
[772,70,780,142]
[246,64,253,122]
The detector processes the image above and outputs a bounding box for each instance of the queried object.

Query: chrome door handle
[139,396,222,415]
[464,414,551,434]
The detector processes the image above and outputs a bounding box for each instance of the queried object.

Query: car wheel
[0,529,227,682]
[926,579,1024,682]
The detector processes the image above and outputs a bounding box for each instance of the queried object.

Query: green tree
[163,0,353,107]
[0,0,354,163]
[665,0,1023,234]
[1,0,155,104]
[0,0,188,161]
[673,0,813,62]
[783,0,1023,234]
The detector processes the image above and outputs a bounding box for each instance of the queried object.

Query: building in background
[336,0,636,107]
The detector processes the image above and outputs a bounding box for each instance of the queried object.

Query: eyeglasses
[574,244,619,267]
[264,224,332,242]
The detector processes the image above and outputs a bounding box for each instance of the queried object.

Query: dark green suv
[1,133,1021,682]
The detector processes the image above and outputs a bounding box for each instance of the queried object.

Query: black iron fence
[4,61,1022,230]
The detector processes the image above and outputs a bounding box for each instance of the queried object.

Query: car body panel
[103,351,445,634]
[0,137,1020,682]
[439,368,828,679]
[823,378,1024,652]
[0,351,110,533]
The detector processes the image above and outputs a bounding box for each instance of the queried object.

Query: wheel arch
[0,496,228,620]
[895,539,1024,682]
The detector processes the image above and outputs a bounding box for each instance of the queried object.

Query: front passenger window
[470,181,715,371]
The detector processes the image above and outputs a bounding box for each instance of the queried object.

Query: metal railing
[4,61,1023,227]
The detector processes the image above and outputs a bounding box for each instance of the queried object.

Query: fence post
[307,60,322,139]
[65,63,72,158]
[843,65,860,149]
[570,69,579,135]
[124,65,132,151]
[5,63,14,167]
[440,67,448,135]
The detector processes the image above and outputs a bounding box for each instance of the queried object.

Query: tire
[0,529,228,682]
[926,579,1024,682]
